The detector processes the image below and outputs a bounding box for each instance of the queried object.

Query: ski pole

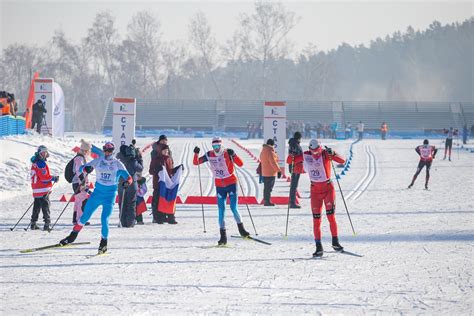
[118,183,126,228]
[284,158,294,238]
[197,163,207,233]
[10,201,34,231]
[48,184,82,232]
[231,155,258,236]
[327,151,356,236]
[24,182,56,232]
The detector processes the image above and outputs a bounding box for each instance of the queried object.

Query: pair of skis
[19,242,107,258]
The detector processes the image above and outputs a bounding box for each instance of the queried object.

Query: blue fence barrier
[0,115,26,136]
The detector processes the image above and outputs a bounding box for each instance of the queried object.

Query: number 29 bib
[303,153,328,183]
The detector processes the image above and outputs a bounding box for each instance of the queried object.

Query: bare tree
[127,11,162,98]
[0,44,42,107]
[85,11,120,95]
[238,1,299,99]
[188,12,222,99]
[161,41,188,99]
[222,32,244,99]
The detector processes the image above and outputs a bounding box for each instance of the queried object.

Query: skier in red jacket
[408,139,437,190]
[299,139,346,257]
[193,137,250,246]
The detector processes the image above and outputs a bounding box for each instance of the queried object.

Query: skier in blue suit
[60,142,132,254]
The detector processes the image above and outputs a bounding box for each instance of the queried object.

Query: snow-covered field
[0,134,473,314]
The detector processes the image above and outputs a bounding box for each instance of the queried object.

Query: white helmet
[309,139,320,150]
[212,136,222,145]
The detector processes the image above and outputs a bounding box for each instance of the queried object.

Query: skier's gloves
[227,148,235,157]
[277,171,282,179]
[122,176,133,188]
[193,146,200,154]
[325,147,335,156]
[84,166,94,174]
[52,176,59,182]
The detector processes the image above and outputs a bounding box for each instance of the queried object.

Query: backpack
[64,154,83,183]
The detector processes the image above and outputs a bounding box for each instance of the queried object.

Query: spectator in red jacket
[29,145,59,230]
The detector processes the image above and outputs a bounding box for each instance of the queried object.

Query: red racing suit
[302,149,345,241]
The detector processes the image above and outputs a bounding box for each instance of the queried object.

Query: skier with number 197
[59,142,132,254]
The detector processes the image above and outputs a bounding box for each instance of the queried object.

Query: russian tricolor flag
[158,166,183,214]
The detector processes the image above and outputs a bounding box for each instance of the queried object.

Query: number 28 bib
[207,153,231,179]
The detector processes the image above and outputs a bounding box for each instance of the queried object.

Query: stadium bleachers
[102,99,474,132]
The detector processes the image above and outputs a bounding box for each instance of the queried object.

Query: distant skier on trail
[59,142,132,254]
[29,145,60,230]
[408,139,437,190]
[300,139,346,257]
[193,137,250,246]
[442,127,458,161]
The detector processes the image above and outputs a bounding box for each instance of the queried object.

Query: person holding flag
[193,137,250,246]
[59,142,132,254]
[156,145,181,224]
[300,139,346,257]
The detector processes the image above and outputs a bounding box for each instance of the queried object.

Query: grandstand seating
[102,99,474,132]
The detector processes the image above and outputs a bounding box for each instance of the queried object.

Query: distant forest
[1,2,472,130]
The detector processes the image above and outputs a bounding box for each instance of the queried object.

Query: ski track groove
[345,144,377,201]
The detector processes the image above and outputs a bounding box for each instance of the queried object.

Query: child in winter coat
[136,176,148,225]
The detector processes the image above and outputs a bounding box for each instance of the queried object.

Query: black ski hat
[293,131,302,140]
[266,139,275,146]
[423,139,429,145]
[158,135,167,142]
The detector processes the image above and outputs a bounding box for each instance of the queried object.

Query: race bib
[207,154,231,179]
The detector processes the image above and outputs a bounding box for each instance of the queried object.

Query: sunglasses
[104,148,114,153]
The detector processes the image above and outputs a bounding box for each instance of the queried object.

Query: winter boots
[30,222,40,230]
[98,238,107,254]
[218,229,227,246]
[167,214,178,224]
[237,223,250,237]
[313,241,324,257]
[60,231,79,245]
[264,201,275,206]
[332,236,344,252]
[43,223,51,231]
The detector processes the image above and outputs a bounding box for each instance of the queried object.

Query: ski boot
[98,238,107,254]
[217,229,227,246]
[264,201,275,206]
[237,223,250,237]
[59,231,79,246]
[43,223,51,231]
[332,236,344,252]
[313,241,324,258]
[289,203,302,209]
[167,215,178,225]
[408,183,414,189]
[30,222,40,230]
[425,184,429,190]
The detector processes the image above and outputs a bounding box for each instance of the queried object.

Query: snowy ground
[0,134,473,314]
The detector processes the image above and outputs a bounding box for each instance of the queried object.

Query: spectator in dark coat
[117,144,144,227]
[32,100,47,133]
